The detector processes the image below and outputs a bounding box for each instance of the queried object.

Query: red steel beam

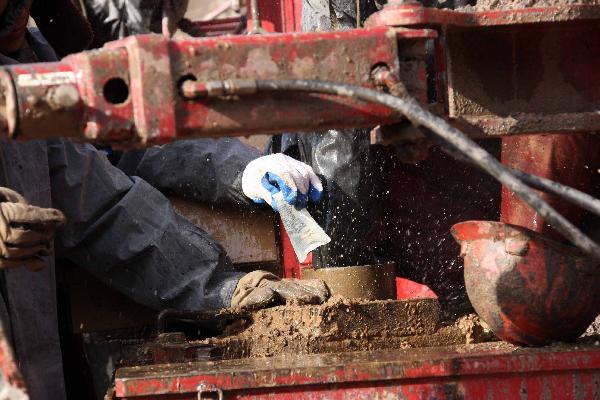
[365,3,600,28]
[0,28,434,146]
[113,343,600,398]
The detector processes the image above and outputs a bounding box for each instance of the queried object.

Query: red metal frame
[279,223,309,279]
[365,3,600,27]
[500,134,600,242]
[113,343,600,399]
[0,27,436,144]
[187,17,244,37]
[2,2,600,396]
[247,0,303,33]
[4,4,600,141]
[367,3,600,137]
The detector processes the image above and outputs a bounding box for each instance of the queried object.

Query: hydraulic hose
[509,168,600,217]
[425,130,600,219]
[181,78,600,259]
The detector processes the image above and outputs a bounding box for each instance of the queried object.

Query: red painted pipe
[501,133,600,242]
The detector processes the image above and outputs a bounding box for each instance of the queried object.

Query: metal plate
[114,342,600,398]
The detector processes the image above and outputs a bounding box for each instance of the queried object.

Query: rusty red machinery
[4,2,600,142]
[113,343,600,399]
[0,26,429,144]
[2,0,600,398]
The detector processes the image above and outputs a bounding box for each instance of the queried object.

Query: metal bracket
[197,384,224,400]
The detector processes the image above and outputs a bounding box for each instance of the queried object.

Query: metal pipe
[422,129,600,218]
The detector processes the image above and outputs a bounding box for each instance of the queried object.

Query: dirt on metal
[204,296,495,359]
[471,0,599,10]
[584,315,600,337]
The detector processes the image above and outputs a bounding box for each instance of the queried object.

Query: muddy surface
[203,297,495,359]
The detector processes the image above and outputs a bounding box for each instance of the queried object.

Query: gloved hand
[242,154,323,211]
[230,270,330,310]
[0,187,65,271]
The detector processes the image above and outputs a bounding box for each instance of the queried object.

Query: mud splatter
[204,297,495,359]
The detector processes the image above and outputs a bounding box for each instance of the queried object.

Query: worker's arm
[47,140,328,311]
[117,138,324,211]
[47,139,245,311]
[117,138,261,207]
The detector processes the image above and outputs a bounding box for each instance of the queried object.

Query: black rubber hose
[246,79,600,259]
[509,168,600,217]
[423,129,600,218]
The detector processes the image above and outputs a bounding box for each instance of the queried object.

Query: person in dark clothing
[0,1,327,398]
[82,0,189,47]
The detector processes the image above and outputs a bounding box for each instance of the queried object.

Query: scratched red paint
[111,346,600,398]
[1,28,435,145]
[365,3,600,28]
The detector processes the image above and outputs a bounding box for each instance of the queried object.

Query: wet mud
[204,297,495,359]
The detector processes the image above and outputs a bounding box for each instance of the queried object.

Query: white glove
[242,153,323,211]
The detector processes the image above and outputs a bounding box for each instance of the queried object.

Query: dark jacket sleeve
[83,0,151,48]
[116,138,261,207]
[48,139,244,311]
[83,0,189,48]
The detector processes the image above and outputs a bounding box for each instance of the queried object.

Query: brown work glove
[0,187,65,271]
[231,270,330,310]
